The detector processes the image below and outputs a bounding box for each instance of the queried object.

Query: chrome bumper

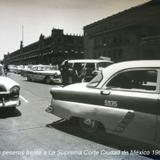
[0,100,21,108]
[51,77,62,84]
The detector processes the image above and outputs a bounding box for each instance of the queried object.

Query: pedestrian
[82,64,95,82]
[3,64,9,76]
[60,60,70,85]
[72,64,84,83]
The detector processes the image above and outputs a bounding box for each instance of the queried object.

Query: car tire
[45,76,52,84]
[79,118,99,133]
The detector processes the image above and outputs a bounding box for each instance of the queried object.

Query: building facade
[83,0,160,62]
[4,28,84,65]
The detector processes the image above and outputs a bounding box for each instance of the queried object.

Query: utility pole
[22,25,24,44]
[20,25,24,64]
[20,25,24,49]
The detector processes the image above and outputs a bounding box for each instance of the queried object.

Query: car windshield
[87,71,103,88]
[33,66,58,71]
[45,66,58,71]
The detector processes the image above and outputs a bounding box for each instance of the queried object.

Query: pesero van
[67,59,113,83]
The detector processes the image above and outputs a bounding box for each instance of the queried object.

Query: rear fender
[51,99,130,131]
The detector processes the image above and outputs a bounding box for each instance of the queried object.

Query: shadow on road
[46,119,158,158]
[0,108,21,119]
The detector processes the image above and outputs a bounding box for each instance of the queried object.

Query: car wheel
[79,118,99,133]
[45,76,52,84]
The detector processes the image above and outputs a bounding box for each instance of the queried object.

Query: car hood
[0,76,19,91]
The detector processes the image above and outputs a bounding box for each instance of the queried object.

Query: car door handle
[101,90,111,95]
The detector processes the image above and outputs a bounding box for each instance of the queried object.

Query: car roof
[33,64,53,67]
[68,59,113,63]
[98,60,160,87]
[104,60,160,71]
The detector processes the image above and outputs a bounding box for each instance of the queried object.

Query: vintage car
[20,65,39,77]
[46,60,160,148]
[12,65,24,74]
[26,65,61,84]
[0,64,20,110]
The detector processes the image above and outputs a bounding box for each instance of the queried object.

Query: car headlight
[10,86,20,98]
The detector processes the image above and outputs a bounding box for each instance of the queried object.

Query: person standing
[3,64,9,76]
[60,60,70,85]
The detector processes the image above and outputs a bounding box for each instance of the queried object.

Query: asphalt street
[0,73,154,160]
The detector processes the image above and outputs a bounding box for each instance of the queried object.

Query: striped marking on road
[20,95,29,103]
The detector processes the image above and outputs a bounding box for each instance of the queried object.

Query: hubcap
[83,119,96,128]
[79,118,99,133]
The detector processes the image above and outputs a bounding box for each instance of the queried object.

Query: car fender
[51,99,133,131]
[0,77,19,91]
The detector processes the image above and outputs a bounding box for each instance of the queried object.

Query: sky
[0,0,150,60]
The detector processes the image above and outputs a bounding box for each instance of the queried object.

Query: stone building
[83,0,160,62]
[4,28,84,65]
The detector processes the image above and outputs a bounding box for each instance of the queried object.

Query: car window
[51,66,59,70]
[87,71,103,88]
[68,62,73,68]
[107,69,158,92]
[74,63,85,69]
[85,63,95,70]
[37,66,44,71]
[32,67,37,71]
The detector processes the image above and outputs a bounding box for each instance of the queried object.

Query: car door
[32,67,43,81]
[99,68,160,144]
[37,71,46,81]
[38,66,51,81]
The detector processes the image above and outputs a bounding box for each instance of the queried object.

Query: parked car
[26,65,61,84]
[13,65,24,74]
[0,64,21,110]
[66,59,113,83]
[46,60,160,148]
[20,65,37,77]
[8,65,18,73]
